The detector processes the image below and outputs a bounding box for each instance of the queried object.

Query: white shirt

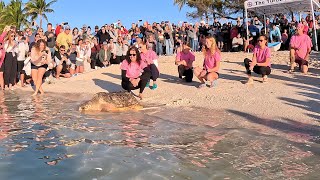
[17,42,29,61]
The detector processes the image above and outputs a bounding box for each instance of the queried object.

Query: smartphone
[165,21,169,23]
[138,20,143,22]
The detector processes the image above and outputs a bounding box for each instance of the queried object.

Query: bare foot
[245,78,254,85]
[32,92,38,96]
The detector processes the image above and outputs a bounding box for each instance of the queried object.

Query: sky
[4,0,195,29]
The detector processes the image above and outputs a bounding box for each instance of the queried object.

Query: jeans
[49,48,55,58]
[156,41,163,55]
[189,38,194,50]
[193,39,199,51]
[165,39,173,55]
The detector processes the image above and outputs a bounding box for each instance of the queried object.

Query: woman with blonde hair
[30,39,52,96]
[194,35,221,88]
[3,31,18,90]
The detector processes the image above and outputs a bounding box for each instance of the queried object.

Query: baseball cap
[95,25,99,29]
[83,24,87,29]
[64,25,70,30]
[103,41,108,45]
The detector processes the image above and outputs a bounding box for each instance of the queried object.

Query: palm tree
[0,0,28,30]
[174,0,188,10]
[25,0,57,28]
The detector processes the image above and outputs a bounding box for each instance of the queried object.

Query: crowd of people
[0,14,317,98]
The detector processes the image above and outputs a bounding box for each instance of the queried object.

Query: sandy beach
[17,51,320,124]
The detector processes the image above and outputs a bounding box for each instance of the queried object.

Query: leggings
[244,58,271,76]
[122,70,151,93]
[178,65,193,82]
[90,52,98,69]
[149,64,159,81]
[4,52,17,86]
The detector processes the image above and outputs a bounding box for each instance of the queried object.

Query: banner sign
[245,0,304,9]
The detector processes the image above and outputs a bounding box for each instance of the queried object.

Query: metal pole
[299,12,302,22]
[264,14,267,36]
[245,6,249,53]
[311,0,318,51]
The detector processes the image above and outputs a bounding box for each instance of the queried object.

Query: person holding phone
[30,39,52,96]
[3,31,18,90]
[54,45,71,79]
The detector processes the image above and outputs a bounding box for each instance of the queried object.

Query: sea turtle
[79,92,143,112]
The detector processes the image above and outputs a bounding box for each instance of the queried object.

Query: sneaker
[146,81,150,88]
[198,83,206,89]
[262,75,268,83]
[151,84,158,90]
[210,80,218,88]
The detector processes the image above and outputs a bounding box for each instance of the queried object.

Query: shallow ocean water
[0,91,319,180]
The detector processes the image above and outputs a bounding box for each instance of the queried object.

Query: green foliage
[25,0,57,28]
[0,0,57,32]
[174,0,246,20]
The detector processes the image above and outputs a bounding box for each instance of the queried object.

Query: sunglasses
[129,54,136,57]
[60,49,65,51]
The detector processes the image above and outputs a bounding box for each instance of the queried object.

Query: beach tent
[244,0,320,51]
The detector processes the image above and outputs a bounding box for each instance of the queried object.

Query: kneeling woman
[139,42,159,89]
[175,42,195,82]
[120,46,151,100]
[30,39,52,96]
[244,35,271,84]
[194,35,221,88]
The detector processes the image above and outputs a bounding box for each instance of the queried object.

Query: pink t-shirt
[290,34,312,60]
[120,59,147,79]
[140,50,157,65]
[253,46,271,67]
[203,51,221,72]
[176,51,195,69]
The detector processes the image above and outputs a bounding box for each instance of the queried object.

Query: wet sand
[1,50,320,179]
[18,50,320,124]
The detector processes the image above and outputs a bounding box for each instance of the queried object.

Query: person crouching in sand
[120,46,151,100]
[139,41,159,90]
[289,23,312,74]
[194,35,221,88]
[244,35,271,84]
[175,42,195,82]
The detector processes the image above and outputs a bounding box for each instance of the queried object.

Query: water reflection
[0,92,319,179]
